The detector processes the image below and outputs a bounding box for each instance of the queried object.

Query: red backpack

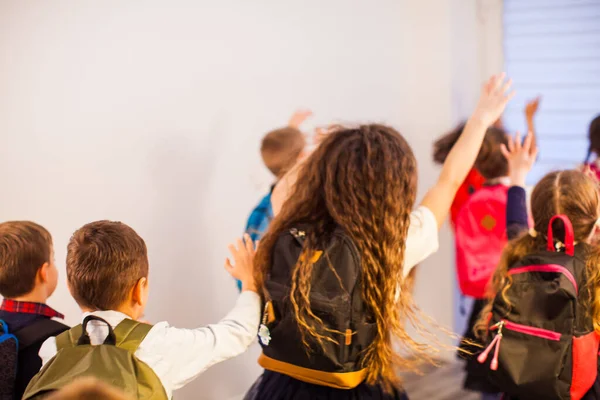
[455,184,509,299]
[450,168,485,227]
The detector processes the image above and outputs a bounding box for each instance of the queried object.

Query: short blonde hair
[261,126,305,178]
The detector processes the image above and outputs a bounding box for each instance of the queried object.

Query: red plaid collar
[0,299,64,320]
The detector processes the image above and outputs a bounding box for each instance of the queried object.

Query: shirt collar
[81,310,131,327]
[0,299,65,320]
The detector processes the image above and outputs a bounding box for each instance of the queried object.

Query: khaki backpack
[23,315,167,400]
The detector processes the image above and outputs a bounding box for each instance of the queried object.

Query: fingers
[228,243,237,257]
[514,131,522,151]
[507,135,515,153]
[530,145,539,161]
[236,238,245,254]
[244,233,255,255]
[498,78,513,96]
[500,144,511,160]
[224,257,234,274]
[490,72,507,94]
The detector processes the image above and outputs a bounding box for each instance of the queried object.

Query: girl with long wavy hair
[244,74,514,400]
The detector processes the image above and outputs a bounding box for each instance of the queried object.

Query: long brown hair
[475,170,600,336]
[255,124,427,389]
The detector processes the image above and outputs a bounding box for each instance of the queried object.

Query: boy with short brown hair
[38,220,259,399]
[0,221,68,399]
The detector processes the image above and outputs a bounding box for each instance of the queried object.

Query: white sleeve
[136,290,261,391]
[38,336,58,366]
[403,206,439,277]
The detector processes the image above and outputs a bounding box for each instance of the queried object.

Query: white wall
[0,1,498,398]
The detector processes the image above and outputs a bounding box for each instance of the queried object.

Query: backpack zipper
[508,264,578,295]
[478,321,504,370]
[478,320,561,370]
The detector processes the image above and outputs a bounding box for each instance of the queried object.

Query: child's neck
[79,304,138,320]
[12,288,48,304]
[485,176,511,186]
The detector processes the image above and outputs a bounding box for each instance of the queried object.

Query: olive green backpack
[23,315,168,400]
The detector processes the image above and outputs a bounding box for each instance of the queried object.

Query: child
[455,126,510,397]
[34,221,260,399]
[245,109,312,243]
[433,97,540,227]
[583,114,600,179]
[458,131,538,400]
[475,160,600,399]
[244,74,514,400]
[239,110,311,291]
[0,221,68,400]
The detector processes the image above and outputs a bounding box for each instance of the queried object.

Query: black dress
[244,370,409,400]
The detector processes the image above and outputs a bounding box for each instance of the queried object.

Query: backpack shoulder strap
[113,319,153,353]
[14,319,69,350]
[55,324,83,351]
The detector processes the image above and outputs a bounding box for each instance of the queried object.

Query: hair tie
[529,229,538,238]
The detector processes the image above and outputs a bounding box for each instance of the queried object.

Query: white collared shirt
[39,291,261,399]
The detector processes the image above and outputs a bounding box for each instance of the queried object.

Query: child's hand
[288,109,313,129]
[225,234,258,293]
[501,131,538,187]
[471,73,515,128]
[525,97,541,120]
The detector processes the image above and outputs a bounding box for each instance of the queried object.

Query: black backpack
[479,215,599,400]
[257,226,377,389]
[0,318,68,400]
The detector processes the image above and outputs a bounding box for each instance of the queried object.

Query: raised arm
[502,131,537,239]
[421,74,515,228]
[525,97,541,150]
[161,236,261,389]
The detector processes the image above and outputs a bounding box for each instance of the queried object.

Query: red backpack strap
[547,214,575,256]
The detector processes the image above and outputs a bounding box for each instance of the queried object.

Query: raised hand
[225,234,258,293]
[525,97,541,120]
[500,131,538,187]
[288,109,313,129]
[472,73,515,128]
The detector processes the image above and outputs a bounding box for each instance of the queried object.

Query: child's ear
[132,277,148,306]
[37,262,50,284]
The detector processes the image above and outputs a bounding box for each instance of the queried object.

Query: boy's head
[0,221,57,300]
[474,126,509,180]
[261,126,306,179]
[433,121,466,165]
[67,221,149,319]
[434,123,509,180]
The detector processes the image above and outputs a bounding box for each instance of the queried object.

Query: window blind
[502,0,600,183]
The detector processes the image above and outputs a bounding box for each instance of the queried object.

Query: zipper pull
[478,321,504,370]
[491,332,503,371]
